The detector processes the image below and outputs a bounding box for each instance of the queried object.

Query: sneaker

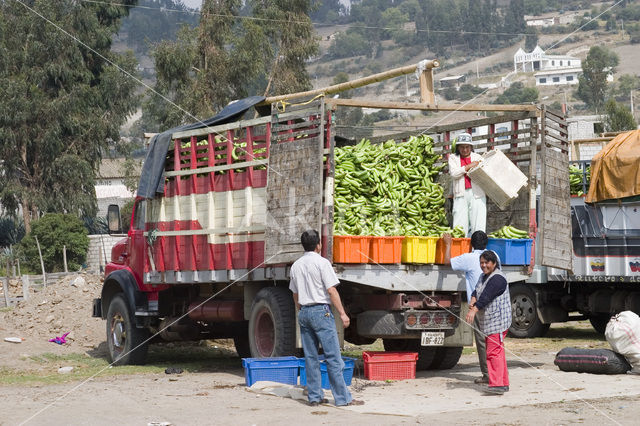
[474,376,489,384]
[484,386,509,395]
[308,398,329,406]
[344,399,365,406]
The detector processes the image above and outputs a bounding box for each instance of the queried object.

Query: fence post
[22,275,30,301]
[35,235,46,287]
[63,245,68,273]
[2,276,9,308]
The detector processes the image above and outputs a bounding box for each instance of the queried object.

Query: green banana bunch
[569,164,590,196]
[488,225,529,239]
[437,225,466,238]
[333,135,448,236]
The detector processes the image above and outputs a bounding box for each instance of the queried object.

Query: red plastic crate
[362,351,418,381]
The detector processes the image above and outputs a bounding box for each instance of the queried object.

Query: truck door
[128,198,147,284]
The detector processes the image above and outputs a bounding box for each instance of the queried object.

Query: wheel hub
[110,313,126,355]
[512,294,535,330]
[255,308,275,356]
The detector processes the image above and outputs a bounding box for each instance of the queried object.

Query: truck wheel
[509,283,550,338]
[382,339,437,370]
[248,287,296,358]
[106,294,149,365]
[589,314,610,334]
[429,347,463,370]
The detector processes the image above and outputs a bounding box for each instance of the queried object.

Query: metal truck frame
[93,61,572,368]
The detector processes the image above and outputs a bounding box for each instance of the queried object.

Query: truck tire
[248,287,296,358]
[382,339,437,370]
[106,294,149,365]
[509,283,550,338]
[429,347,464,370]
[589,314,610,334]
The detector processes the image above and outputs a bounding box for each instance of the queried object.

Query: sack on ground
[605,311,640,373]
[554,347,631,374]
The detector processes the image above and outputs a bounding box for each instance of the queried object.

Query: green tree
[0,1,139,233]
[18,213,89,272]
[604,99,637,131]
[143,0,318,130]
[120,0,199,55]
[328,31,372,58]
[576,46,619,112]
[494,82,538,104]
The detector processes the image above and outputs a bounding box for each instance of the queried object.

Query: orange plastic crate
[434,238,472,264]
[362,351,418,381]
[333,236,371,263]
[370,236,404,264]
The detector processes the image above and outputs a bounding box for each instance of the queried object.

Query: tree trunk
[21,200,32,234]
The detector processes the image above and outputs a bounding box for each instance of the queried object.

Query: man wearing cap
[448,132,486,236]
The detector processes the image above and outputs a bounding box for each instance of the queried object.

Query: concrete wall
[86,234,127,272]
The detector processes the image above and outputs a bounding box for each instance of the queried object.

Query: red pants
[485,330,509,387]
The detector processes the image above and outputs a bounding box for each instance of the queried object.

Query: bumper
[356,310,457,338]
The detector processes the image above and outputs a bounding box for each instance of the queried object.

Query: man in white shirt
[289,229,363,407]
[443,230,490,383]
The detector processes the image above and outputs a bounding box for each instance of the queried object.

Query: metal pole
[63,245,68,273]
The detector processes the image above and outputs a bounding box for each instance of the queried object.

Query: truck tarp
[586,130,640,203]
[137,96,266,199]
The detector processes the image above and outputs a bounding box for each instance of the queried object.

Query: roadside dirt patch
[0,273,104,369]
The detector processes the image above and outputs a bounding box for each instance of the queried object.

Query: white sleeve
[321,259,340,290]
[448,155,466,179]
[288,265,298,293]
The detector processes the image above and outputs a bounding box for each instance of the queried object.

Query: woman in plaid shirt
[466,250,512,395]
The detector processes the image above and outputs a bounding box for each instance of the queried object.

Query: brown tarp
[586,130,640,203]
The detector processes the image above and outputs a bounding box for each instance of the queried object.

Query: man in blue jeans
[289,229,364,407]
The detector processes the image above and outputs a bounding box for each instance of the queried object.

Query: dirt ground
[2,274,640,425]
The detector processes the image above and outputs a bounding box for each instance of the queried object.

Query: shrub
[18,214,89,272]
[0,216,25,247]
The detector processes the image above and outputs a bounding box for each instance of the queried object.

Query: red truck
[93,64,571,367]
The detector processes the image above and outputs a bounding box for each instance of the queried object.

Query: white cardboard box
[467,149,528,210]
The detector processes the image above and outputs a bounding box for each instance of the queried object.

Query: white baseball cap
[456,132,473,146]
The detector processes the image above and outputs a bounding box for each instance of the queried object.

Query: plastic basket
[434,237,471,264]
[486,238,533,265]
[241,356,299,386]
[401,236,438,264]
[362,351,418,381]
[370,236,404,264]
[298,356,356,389]
[467,149,528,210]
[333,236,371,263]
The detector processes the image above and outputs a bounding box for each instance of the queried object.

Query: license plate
[421,331,445,346]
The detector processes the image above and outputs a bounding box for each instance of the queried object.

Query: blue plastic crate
[486,238,533,265]
[298,356,356,389]
[241,356,299,386]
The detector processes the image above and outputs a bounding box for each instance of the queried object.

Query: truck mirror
[107,204,122,234]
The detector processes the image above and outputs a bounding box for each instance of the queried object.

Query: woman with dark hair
[465,250,512,394]
[448,132,486,237]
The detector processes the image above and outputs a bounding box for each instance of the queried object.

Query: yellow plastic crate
[401,236,438,264]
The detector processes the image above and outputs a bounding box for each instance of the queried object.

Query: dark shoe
[344,399,365,406]
[484,386,509,395]
[308,398,329,406]
[474,375,489,384]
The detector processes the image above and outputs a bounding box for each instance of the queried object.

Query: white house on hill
[514,45,582,86]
